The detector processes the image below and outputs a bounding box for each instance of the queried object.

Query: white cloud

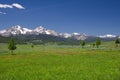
[12,3,25,9]
[0,11,6,14]
[0,3,25,9]
[0,4,13,8]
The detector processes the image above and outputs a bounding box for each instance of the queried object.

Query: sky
[0,0,120,35]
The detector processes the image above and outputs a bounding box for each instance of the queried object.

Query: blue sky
[0,0,120,35]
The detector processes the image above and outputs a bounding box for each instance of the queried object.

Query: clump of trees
[8,38,17,54]
[115,38,120,47]
[80,38,101,48]
[91,38,101,48]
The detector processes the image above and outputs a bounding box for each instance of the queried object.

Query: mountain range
[0,25,87,40]
[0,25,119,44]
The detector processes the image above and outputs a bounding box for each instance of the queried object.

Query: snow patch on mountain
[46,30,58,36]
[0,30,6,34]
[72,33,87,40]
[59,33,71,38]
[72,32,80,35]
[23,28,32,32]
[34,26,46,33]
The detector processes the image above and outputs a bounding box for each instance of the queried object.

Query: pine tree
[92,43,95,48]
[31,44,34,48]
[96,38,101,48]
[8,38,17,54]
[115,38,120,47]
[81,40,85,48]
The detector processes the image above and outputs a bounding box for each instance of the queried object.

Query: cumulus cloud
[0,3,25,9]
[0,11,6,14]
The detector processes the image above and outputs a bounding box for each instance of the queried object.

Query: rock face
[0,25,87,40]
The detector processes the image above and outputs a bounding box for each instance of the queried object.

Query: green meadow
[0,42,120,80]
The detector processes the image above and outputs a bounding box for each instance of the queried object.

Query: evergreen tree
[92,43,95,48]
[8,38,17,54]
[31,43,34,48]
[115,38,120,47]
[96,38,101,48]
[81,40,85,48]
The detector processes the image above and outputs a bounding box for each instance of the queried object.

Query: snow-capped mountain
[33,26,58,36]
[0,25,87,40]
[99,34,116,38]
[72,33,87,40]
[0,25,119,41]
[59,32,87,40]
[0,25,58,36]
[0,25,32,37]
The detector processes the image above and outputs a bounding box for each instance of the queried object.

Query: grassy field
[0,42,120,80]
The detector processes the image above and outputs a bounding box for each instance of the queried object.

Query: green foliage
[81,40,85,48]
[8,38,17,54]
[115,38,120,47]
[96,38,101,48]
